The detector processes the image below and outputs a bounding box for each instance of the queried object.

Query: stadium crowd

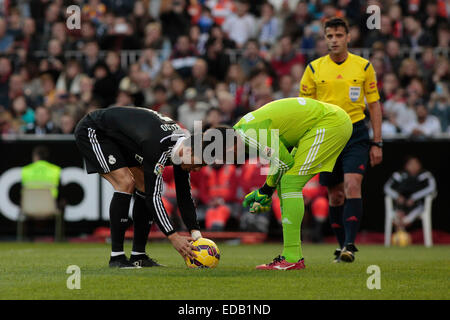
[0,0,448,232]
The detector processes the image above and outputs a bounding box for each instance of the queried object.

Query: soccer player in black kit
[74,106,206,268]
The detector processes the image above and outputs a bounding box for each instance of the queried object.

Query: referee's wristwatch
[370,141,383,148]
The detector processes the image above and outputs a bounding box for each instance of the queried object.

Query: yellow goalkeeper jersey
[299,52,380,123]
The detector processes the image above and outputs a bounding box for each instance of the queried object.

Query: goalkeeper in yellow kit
[232,97,352,270]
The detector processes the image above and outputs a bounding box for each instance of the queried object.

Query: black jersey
[75,107,199,236]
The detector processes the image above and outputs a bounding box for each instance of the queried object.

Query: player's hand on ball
[243,190,272,213]
[168,232,198,260]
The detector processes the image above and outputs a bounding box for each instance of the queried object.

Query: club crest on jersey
[349,86,361,102]
[108,155,116,165]
[154,163,164,176]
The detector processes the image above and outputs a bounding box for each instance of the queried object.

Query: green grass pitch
[0,242,448,300]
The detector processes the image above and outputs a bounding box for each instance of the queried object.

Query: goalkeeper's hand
[242,189,273,214]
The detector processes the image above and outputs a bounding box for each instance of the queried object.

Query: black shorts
[74,118,142,174]
[319,120,370,187]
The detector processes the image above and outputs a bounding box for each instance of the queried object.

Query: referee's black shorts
[74,116,141,174]
[319,120,370,187]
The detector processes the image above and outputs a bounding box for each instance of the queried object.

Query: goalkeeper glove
[243,184,275,214]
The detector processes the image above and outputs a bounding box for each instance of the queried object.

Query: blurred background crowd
[0,0,448,235]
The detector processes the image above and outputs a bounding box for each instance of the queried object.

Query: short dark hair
[185,125,235,164]
[324,18,349,34]
[32,145,50,161]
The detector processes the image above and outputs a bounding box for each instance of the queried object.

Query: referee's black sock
[343,198,363,247]
[132,190,153,254]
[329,205,345,249]
[109,191,132,253]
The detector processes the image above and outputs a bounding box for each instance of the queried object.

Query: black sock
[343,198,363,246]
[109,192,132,252]
[329,205,345,249]
[132,190,153,253]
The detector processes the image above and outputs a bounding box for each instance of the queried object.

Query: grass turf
[0,242,448,300]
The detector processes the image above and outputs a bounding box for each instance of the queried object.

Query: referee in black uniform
[75,106,206,268]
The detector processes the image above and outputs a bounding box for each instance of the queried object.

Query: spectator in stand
[11,95,35,131]
[420,0,447,44]
[239,39,265,78]
[72,20,97,51]
[203,36,231,82]
[81,40,102,77]
[168,76,186,117]
[102,16,141,51]
[170,34,198,79]
[139,48,162,80]
[188,58,215,102]
[105,51,126,87]
[0,17,14,53]
[59,112,77,134]
[3,74,24,111]
[202,107,224,131]
[428,84,450,132]
[437,22,450,48]
[257,2,281,51]
[402,16,434,51]
[56,60,84,97]
[209,23,236,50]
[190,24,209,56]
[398,58,421,88]
[364,15,394,48]
[388,4,404,39]
[196,6,214,35]
[403,103,442,137]
[134,71,152,106]
[129,0,154,40]
[51,21,71,51]
[217,90,241,126]
[225,63,248,107]
[178,88,209,132]
[38,3,62,50]
[78,75,95,108]
[160,0,191,45]
[112,89,135,107]
[25,105,61,134]
[150,83,171,114]
[19,18,40,53]
[142,22,172,62]
[154,60,178,91]
[431,57,450,93]
[274,74,297,100]
[384,156,436,230]
[271,35,305,78]
[282,0,312,42]
[222,0,257,48]
[380,73,400,102]
[420,47,437,90]
[384,39,402,75]
[290,63,305,91]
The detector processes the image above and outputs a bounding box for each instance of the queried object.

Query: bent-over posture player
[75,106,203,268]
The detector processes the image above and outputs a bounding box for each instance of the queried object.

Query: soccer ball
[185,238,220,269]
[392,230,412,247]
